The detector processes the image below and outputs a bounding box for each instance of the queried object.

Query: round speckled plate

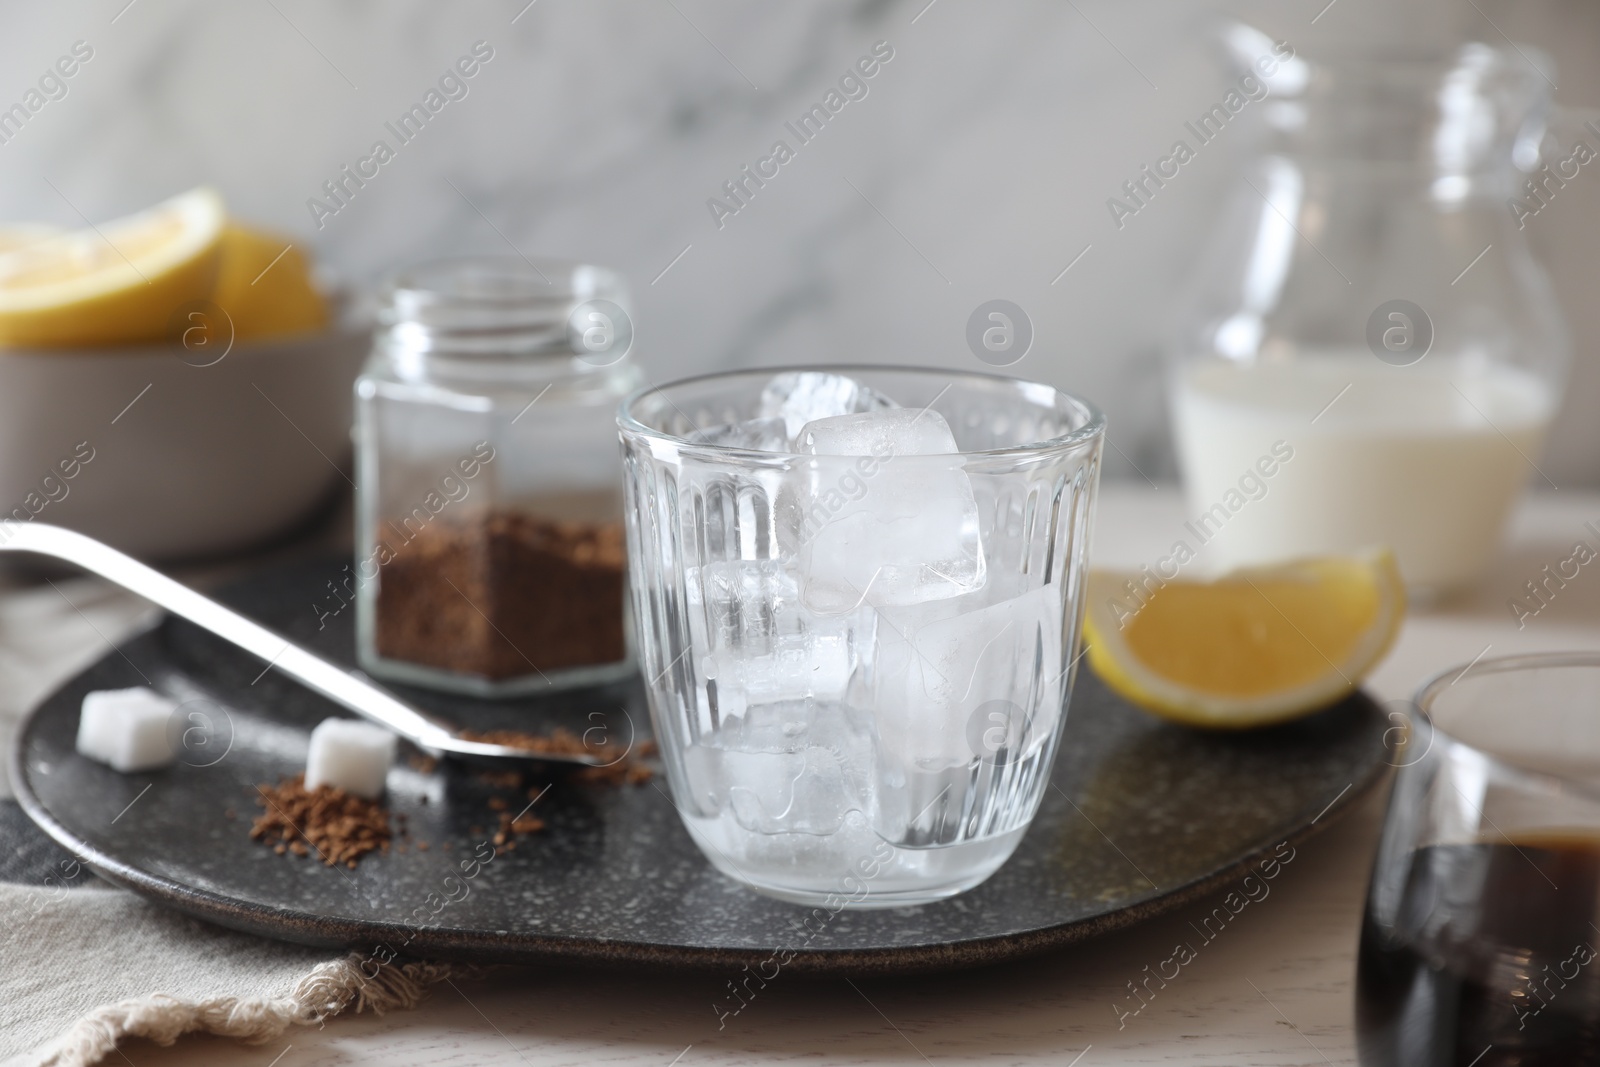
[13,557,1389,974]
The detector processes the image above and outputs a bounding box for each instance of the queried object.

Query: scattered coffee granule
[493,808,547,849]
[476,769,522,790]
[458,727,655,786]
[250,775,392,869]
[374,512,627,680]
[575,759,655,787]
[573,737,656,787]
[408,753,438,774]
[460,727,592,757]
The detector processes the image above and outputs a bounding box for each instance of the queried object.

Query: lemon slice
[212,222,328,342]
[1082,551,1405,729]
[0,224,61,255]
[0,187,225,347]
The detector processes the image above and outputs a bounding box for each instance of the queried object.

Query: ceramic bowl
[0,326,369,559]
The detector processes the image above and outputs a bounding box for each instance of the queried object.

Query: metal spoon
[2,522,607,768]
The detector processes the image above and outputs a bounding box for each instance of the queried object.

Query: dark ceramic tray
[13,557,1389,974]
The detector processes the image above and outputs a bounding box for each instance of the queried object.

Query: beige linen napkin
[0,576,457,1067]
[0,882,455,1067]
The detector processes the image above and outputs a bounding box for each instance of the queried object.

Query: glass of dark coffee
[1358,652,1600,1067]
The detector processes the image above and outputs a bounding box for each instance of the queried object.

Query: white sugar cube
[76,687,178,773]
[305,718,396,800]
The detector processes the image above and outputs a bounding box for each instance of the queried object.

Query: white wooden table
[118,487,1600,1066]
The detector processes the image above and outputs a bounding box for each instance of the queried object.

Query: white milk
[1171,355,1554,594]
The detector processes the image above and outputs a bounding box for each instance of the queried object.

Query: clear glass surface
[619,367,1104,907]
[1358,653,1600,1066]
[1169,34,1569,599]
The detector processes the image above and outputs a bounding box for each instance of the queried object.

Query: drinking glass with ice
[621,368,1104,907]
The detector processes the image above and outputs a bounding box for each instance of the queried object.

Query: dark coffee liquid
[1356,836,1600,1067]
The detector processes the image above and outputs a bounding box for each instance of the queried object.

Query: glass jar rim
[383,256,624,310]
[617,364,1106,462]
[379,256,630,362]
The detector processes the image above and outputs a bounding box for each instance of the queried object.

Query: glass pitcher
[1168,29,1569,601]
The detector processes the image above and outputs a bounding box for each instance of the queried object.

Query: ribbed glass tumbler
[619,367,1104,907]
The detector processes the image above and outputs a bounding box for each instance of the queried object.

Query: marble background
[2,0,1598,485]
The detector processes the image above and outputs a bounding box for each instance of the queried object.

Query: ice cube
[758,371,896,443]
[687,417,790,452]
[75,687,177,773]
[305,718,396,800]
[796,406,958,456]
[685,560,865,720]
[724,749,809,832]
[684,699,870,835]
[872,583,1065,767]
[868,585,1066,843]
[707,635,853,720]
[788,408,986,612]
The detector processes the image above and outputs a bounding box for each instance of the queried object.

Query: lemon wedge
[212,222,328,341]
[1082,551,1405,729]
[0,187,225,347]
[0,224,61,255]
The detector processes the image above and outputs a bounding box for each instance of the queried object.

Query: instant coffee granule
[491,807,547,851]
[374,511,626,680]
[250,729,655,867]
[458,727,657,786]
[250,776,392,868]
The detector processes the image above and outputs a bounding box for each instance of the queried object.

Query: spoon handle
[0,523,459,752]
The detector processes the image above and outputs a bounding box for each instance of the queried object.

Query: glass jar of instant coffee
[353,257,641,695]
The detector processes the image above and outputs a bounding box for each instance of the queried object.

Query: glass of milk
[1169,29,1568,599]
